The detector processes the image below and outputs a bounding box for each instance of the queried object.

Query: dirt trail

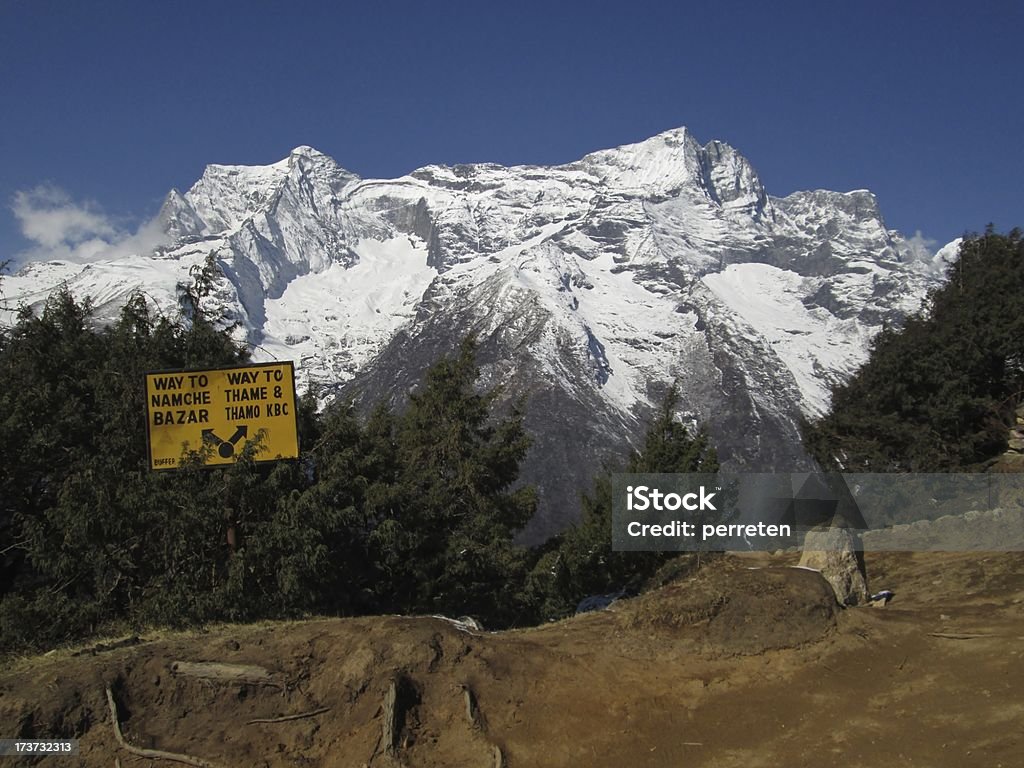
[2,552,1022,767]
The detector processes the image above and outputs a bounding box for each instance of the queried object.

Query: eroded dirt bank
[2,552,1022,767]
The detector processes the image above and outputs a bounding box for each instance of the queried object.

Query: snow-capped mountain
[2,128,944,540]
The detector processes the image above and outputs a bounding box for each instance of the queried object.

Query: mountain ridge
[1,127,948,539]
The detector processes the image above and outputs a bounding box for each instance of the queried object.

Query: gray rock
[798,527,869,606]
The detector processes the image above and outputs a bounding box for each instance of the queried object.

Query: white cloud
[903,229,937,261]
[11,184,167,264]
[901,230,964,278]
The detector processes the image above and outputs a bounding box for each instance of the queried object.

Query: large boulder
[798,527,869,606]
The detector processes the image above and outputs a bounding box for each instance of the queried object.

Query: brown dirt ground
[1,551,1022,767]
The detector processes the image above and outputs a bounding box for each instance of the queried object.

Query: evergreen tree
[0,276,326,650]
[804,228,1024,471]
[290,399,395,615]
[0,287,251,643]
[531,384,719,620]
[367,336,536,626]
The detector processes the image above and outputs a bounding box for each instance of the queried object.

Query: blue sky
[1,0,1021,266]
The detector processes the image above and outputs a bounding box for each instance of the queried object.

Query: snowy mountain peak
[699,139,768,216]
[289,144,328,159]
[565,128,768,221]
[572,126,702,196]
[158,188,205,242]
[285,144,358,184]
[184,159,291,234]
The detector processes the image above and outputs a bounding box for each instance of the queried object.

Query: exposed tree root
[105,686,228,768]
[246,707,330,724]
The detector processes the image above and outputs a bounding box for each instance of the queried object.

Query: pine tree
[367,336,535,626]
[290,398,395,615]
[0,285,283,650]
[532,384,719,619]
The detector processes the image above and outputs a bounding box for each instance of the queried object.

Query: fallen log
[170,661,278,687]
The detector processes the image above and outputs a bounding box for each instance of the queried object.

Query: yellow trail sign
[145,362,299,470]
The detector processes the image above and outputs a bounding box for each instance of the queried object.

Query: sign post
[145,361,299,470]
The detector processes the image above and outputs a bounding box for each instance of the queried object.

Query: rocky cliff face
[2,128,944,540]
